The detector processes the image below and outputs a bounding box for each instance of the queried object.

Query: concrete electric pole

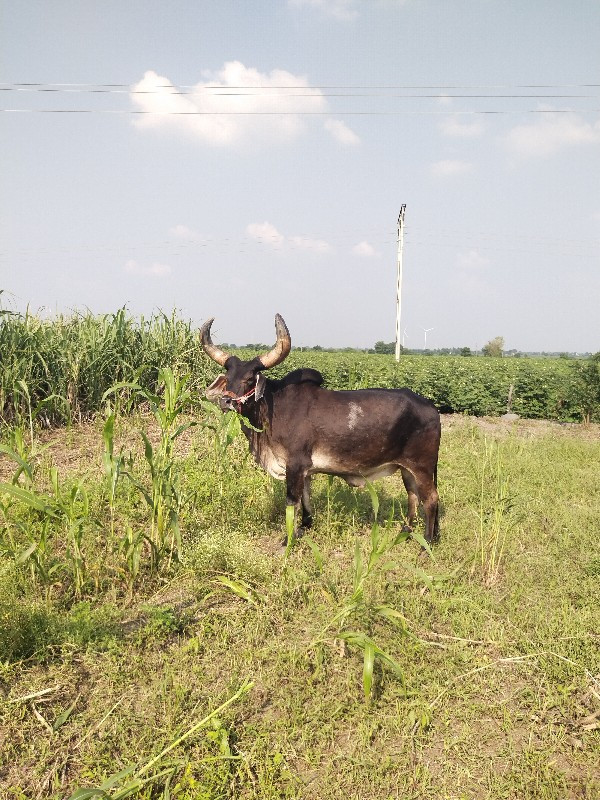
[395,205,406,362]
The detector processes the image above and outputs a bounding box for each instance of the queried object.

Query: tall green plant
[103,368,196,572]
[310,483,435,702]
[0,466,92,598]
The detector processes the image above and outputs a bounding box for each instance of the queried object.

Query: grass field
[1,408,599,799]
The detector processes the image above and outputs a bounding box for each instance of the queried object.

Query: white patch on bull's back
[347,402,364,430]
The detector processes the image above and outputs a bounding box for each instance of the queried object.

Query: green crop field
[1,309,599,798]
[1,308,599,425]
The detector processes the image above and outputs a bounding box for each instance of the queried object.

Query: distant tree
[459,347,472,357]
[374,341,396,354]
[482,336,504,357]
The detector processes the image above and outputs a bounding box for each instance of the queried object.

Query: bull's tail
[432,461,440,541]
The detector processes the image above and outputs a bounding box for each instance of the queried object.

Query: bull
[201,314,441,544]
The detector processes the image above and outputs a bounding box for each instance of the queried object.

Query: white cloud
[430,159,472,177]
[352,240,381,258]
[247,221,332,253]
[124,259,172,277]
[246,222,285,246]
[457,250,489,271]
[439,115,484,138]
[131,63,357,148]
[324,118,361,145]
[169,224,204,241]
[289,235,332,253]
[288,0,359,21]
[505,110,600,158]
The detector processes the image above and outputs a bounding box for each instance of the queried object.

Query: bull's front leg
[283,463,311,546]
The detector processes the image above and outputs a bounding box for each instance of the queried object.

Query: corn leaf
[363,641,375,701]
[303,536,323,572]
[0,482,59,517]
[213,575,258,604]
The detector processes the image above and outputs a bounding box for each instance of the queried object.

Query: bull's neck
[239,398,264,440]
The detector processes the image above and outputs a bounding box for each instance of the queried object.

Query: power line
[2,82,599,89]
[3,108,598,115]
[1,86,597,100]
[3,80,597,114]
[1,229,597,261]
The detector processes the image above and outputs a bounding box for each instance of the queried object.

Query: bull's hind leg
[301,475,313,529]
[400,467,419,531]
[414,466,440,544]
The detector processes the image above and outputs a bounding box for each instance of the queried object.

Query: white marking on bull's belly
[310,450,399,486]
[310,449,340,473]
[259,447,286,481]
[347,402,364,430]
[362,463,399,481]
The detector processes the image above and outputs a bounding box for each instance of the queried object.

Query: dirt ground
[1,413,598,484]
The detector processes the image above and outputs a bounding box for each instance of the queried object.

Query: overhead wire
[2,81,599,89]
[1,227,597,263]
[1,86,597,99]
[3,108,598,115]
[1,81,598,114]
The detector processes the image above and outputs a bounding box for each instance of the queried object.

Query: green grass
[1,413,599,798]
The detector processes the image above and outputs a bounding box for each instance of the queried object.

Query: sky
[1,0,599,353]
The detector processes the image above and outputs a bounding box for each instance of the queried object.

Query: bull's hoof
[279,528,303,552]
[276,541,289,556]
[401,523,413,533]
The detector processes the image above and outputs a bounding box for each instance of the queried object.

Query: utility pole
[395,205,406,362]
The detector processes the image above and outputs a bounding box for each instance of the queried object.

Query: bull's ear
[255,373,267,401]
[206,374,227,401]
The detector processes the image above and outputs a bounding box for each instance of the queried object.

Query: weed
[474,437,519,586]
[67,681,253,800]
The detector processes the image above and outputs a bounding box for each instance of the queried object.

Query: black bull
[202,314,441,544]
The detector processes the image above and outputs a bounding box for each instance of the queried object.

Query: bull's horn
[258,314,291,369]
[200,318,231,366]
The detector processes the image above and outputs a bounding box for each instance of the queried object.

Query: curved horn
[200,318,231,367]
[258,314,291,369]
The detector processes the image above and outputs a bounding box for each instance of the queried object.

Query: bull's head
[201,314,291,412]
